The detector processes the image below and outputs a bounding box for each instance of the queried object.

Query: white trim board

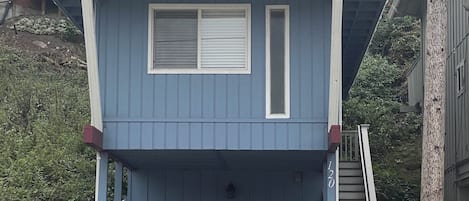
[328,0,343,200]
[265,5,290,119]
[147,4,251,74]
[81,0,103,131]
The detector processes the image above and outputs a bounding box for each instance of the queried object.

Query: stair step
[339,184,365,192]
[339,176,364,185]
[339,161,361,169]
[339,192,366,200]
[339,169,363,177]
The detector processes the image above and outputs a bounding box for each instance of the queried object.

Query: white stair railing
[358,124,377,201]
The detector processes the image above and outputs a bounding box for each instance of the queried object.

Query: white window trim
[265,5,290,119]
[457,59,465,97]
[147,4,251,74]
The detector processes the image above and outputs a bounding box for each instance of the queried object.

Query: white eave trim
[329,1,343,199]
[328,0,343,129]
[81,0,103,131]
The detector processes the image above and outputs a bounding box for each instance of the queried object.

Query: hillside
[0,16,95,200]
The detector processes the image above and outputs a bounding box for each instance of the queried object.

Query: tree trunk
[421,0,447,200]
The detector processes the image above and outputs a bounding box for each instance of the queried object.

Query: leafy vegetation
[0,46,95,200]
[343,7,423,201]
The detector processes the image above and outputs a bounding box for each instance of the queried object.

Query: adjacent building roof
[53,0,386,98]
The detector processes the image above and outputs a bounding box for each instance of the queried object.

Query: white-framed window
[147,4,251,74]
[265,5,290,119]
[456,60,465,96]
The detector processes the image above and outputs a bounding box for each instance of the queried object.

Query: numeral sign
[328,160,335,188]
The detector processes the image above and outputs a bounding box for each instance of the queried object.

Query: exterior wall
[407,58,423,107]
[445,0,469,200]
[96,0,332,150]
[129,169,324,201]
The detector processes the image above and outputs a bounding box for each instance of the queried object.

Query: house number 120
[328,160,335,188]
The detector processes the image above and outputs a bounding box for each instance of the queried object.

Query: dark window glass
[270,10,285,114]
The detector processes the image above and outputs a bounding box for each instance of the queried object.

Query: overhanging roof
[53,0,386,98]
[342,0,386,97]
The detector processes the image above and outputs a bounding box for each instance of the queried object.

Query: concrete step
[339,161,361,169]
[339,169,363,177]
[339,176,364,185]
[339,191,366,200]
[339,184,365,192]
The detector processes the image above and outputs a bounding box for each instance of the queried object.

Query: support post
[114,162,123,201]
[127,170,133,201]
[95,152,108,201]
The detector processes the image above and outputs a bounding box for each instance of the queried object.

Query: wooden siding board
[227,123,240,149]
[289,0,300,119]
[129,123,142,149]
[190,75,203,118]
[154,76,166,118]
[183,170,201,201]
[227,75,240,118]
[141,123,153,149]
[178,123,190,149]
[117,0,131,119]
[201,170,217,201]
[178,75,191,118]
[239,73,251,118]
[148,170,165,201]
[202,75,215,118]
[250,0,265,119]
[166,123,178,148]
[215,75,228,118]
[239,123,251,149]
[98,0,331,151]
[264,123,276,150]
[190,123,203,149]
[166,170,184,201]
[131,171,148,201]
[215,123,227,149]
[104,1,118,118]
[275,123,288,150]
[251,123,263,150]
[129,0,144,119]
[154,123,165,149]
[202,123,215,149]
[299,0,313,119]
[288,123,300,150]
[117,123,129,149]
[166,75,178,118]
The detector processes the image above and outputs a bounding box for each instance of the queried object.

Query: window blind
[200,9,247,69]
[154,10,198,69]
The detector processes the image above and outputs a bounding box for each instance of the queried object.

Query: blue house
[55,0,385,200]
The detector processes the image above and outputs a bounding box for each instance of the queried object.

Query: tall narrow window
[266,5,289,119]
[457,60,465,96]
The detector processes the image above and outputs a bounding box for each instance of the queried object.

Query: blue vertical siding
[130,169,324,201]
[97,0,331,150]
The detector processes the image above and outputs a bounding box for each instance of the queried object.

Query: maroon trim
[83,125,103,151]
[328,125,341,152]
